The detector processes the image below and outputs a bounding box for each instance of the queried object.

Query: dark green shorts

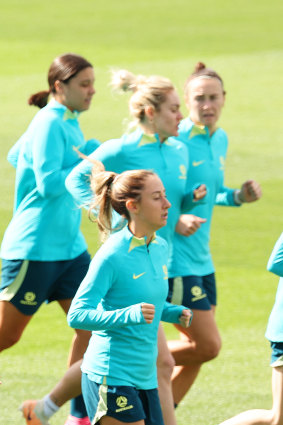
[270,341,283,367]
[82,373,164,425]
[0,250,90,315]
[167,273,216,310]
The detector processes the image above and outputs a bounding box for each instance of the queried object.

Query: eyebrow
[151,190,166,195]
[81,77,95,82]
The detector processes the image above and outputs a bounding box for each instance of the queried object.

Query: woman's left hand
[179,309,193,328]
[239,180,262,203]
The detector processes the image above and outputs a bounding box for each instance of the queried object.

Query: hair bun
[195,62,206,73]
[111,69,137,93]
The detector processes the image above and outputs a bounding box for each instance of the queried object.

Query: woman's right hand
[175,214,206,236]
[141,303,155,324]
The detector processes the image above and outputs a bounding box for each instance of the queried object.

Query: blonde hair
[89,160,155,241]
[111,69,175,128]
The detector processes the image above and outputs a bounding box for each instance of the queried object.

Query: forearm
[67,302,145,330]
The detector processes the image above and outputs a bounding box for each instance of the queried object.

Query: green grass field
[1,0,283,424]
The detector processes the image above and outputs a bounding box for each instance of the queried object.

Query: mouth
[203,113,214,119]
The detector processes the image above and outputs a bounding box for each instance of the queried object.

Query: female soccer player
[218,232,283,425]
[21,69,205,425]
[67,164,192,425]
[166,62,262,406]
[0,53,99,425]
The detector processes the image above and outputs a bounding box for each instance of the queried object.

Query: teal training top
[67,226,185,389]
[170,118,240,277]
[265,233,283,342]
[1,99,100,261]
[66,128,198,273]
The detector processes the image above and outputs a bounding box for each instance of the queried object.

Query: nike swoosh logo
[192,160,205,167]
[133,272,146,279]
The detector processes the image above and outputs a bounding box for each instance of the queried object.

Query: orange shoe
[20,400,50,425]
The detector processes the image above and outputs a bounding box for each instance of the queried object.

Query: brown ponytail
[28,53,93,109]
[89,162,155,241]
[28,90,51,109]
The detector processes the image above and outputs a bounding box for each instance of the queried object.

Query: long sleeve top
[66,129,199,275]
[68,226,185,389]
[1,99,100,260]
[170,118,240,277]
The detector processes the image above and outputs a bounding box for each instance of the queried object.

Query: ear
[144,105,155,121]
[54,79,64,94]
[125,198,139,214]
[222,91,226,107]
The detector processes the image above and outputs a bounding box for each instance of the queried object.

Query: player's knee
[180,336,221,365]
[271,409,283,425]
[199,337,221,362]
[157,352,175,381]
[0,332,21,351]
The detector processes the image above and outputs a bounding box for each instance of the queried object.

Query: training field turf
[0,1,283,424]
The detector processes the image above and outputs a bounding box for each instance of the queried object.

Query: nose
[203,99,212,109]
[164,198,171,209]
[90,85,96,96]
[178,110,183,121]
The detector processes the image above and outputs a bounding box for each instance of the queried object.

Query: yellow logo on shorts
[191,286,207,302]
[116,396,128,408]
[20,292,38,306]
[115,396,133,413]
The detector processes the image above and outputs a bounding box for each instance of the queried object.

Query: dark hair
[28,53,93,109]
[184,62,226,97]
[89,161,155,241]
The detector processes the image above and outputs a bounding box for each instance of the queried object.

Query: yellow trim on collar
[138,134,158,147]
[128,233,157,252]
[63,109,79,121]
[189,124,207,139]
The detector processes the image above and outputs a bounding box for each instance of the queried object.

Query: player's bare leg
[157,325,177,425]
[0,301,32,352]
[168,307,221,404]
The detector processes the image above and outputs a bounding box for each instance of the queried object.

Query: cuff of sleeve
[192,183,207,204]
[129,303,146,324]
[234,189,243,205]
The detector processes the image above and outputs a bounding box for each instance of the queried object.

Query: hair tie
[108,174,119,194]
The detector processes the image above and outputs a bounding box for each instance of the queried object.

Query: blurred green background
[0,1,283,424]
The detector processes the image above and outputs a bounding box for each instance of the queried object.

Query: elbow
[267,259,273,273]
[7,156,18,168]
[67,310,78,329]
[65,175,81,201]
[65,173,74,194]
[267,261,283,278]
